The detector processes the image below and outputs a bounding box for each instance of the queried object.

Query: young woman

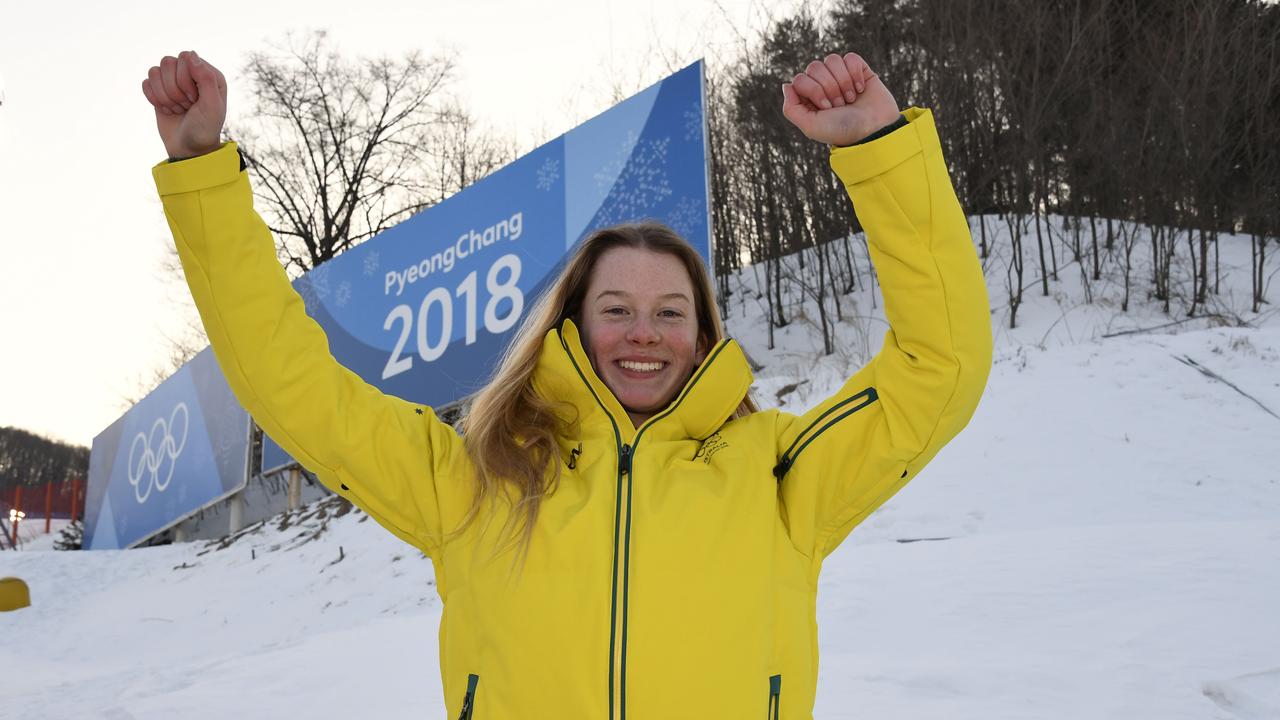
[143,49,990,720]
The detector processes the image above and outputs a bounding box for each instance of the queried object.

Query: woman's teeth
[619,360,663,373]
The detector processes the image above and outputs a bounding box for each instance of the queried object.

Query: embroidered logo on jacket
[693,432,729,464]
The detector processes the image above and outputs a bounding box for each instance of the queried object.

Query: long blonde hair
[455,221,756,556]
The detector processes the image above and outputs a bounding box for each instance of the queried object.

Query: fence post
[71,478,81,524]
[45,482,53,534]
[228,491,244,535]
[287,467,301,511]
[10,486,21,547]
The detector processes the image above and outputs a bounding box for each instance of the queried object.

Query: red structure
[1,479,82,546]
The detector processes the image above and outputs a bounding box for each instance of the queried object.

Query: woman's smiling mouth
[618,359,666,373]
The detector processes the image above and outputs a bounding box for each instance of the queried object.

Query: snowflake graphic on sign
[362,251,380,277]
[213,426,239,471]
[297,265,331,311]
[593,133,673,227]
[683,103,703,143]
[335,280,353,308]
[665,196,704,239]
[536,157,560,191]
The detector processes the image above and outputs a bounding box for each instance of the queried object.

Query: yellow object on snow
[154,107,991,719]
[0,577,30,611]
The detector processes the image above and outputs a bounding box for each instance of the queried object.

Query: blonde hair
[455,221,757,558]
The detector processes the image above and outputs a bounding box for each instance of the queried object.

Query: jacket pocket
[766,674,782,720]
[457,673,479,720]
[773,387,878,481]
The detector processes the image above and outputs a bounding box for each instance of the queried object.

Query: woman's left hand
[782,52,900,146]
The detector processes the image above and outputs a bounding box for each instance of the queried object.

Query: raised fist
[782,52,900,147]
[141,51,228,160]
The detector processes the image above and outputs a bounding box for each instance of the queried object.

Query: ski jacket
[153,107,991,720]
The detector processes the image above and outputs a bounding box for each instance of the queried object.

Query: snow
[2,218,1278,719]
[3,519,71,552]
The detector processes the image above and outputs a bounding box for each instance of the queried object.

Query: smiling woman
[143,48,991,720]
[583,247,706,423]
[458,220,755,561]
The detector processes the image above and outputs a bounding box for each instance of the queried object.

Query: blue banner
[260,431,294,477]
[262,61,710,470]
[84,347,251,549]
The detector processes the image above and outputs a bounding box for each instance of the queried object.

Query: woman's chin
[617,390,671,419]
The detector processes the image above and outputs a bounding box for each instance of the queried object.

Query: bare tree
[231,31,460,274]
[132,31,513,407]
[422,103,516,203]
[123,244,210,406]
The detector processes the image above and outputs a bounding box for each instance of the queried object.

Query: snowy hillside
[2,219,1278,719]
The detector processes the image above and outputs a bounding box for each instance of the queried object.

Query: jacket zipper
[457,673,479,720]
[560,332,730,720]
[611,341,729,718]
[767,674,782,720]
[610,442,632,718]
[772,387,878,481]
[557,332,628,720]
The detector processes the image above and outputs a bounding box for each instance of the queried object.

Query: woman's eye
[660,309,684,318]
[605,307,628,316]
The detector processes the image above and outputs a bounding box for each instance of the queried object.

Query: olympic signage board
[261,60,712,473]
[83,347,251,549]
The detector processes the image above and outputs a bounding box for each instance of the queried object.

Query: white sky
[0,0,803,447]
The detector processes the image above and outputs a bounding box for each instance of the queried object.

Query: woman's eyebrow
[595,290,692,303]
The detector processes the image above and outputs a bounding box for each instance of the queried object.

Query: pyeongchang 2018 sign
[83,347,250,549]
[261,60,713,473]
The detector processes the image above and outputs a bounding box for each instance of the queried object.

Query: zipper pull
[772,456,792,481]
[620,444,632,476]
[458,673,479,720]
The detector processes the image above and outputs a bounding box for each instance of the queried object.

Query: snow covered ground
[3,518,71,551]
[2,220,1278,719]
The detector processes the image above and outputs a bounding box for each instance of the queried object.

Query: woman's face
[580,246,707,428]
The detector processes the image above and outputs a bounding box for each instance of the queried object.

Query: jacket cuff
[829,107,931,186]
[152,142,242,197]
[851,114,908,146]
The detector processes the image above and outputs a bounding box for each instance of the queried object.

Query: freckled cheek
[585,327,627,371]
[670,334,700,368]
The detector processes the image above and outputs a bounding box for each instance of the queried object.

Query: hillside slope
[2,223,1277,719]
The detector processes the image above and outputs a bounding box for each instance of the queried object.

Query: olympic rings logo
[127,403,189,504]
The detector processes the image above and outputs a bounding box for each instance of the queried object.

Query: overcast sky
[0,0,809,447]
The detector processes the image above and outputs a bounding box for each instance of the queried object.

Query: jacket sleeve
[152,143,467,559]
[775,108,992,561]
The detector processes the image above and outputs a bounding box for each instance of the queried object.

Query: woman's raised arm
[141,52,468,559]
[774,52,993,560]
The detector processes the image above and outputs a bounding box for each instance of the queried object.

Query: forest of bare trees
[0,427,87,492]
[710,0,1279,338]
[136,2,1279,397]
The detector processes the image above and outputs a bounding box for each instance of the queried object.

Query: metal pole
[228,491,244,535]
[45,482,53,534]
[287,467,301,511]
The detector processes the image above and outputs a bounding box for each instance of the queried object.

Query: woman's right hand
[781,52,899,147]
[141,51,228,160]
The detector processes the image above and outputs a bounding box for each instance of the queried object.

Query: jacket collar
[531,319,753,444]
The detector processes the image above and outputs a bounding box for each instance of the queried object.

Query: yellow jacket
[154,107,990,720]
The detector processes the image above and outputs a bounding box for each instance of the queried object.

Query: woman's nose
[626,317,660,344]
